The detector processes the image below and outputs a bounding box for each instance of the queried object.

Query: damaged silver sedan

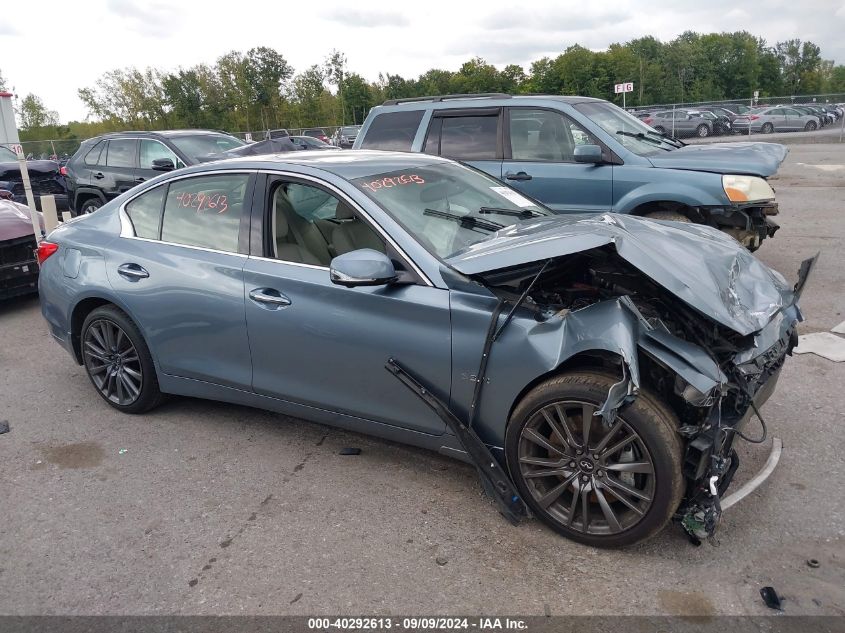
[38,151,814,547]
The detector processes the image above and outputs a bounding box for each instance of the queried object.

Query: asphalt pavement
[1,144,843,616]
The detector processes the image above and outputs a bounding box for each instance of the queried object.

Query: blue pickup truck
[354,94,787,249]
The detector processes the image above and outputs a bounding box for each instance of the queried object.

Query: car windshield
[573,101,677,155]
[169,134,245,161]
[350,161,552,259]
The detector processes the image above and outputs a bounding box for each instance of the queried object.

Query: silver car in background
[733,106,821,134]
[646,110,713,137]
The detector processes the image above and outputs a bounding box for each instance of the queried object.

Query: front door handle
[505,171,532,181]
[117,263,149,280]
[135,177,146,183]
[93,172,105,180]
[249,288,291,307]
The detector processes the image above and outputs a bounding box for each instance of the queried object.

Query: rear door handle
[249,288,291,308]
[93,172,105,180]
[117,263,149,280]
[505,171,532,181]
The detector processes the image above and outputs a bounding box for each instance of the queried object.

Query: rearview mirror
[573,144,603,164]
[330,249,397,288]
[151,158,175,171]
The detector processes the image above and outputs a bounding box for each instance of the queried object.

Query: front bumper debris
[721,437,783,510]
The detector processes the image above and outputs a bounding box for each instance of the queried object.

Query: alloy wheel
[517,400,656,536]
[83,319,143,406]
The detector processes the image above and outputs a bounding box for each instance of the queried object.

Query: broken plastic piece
[339,447,361,455]
[760,586,783,611]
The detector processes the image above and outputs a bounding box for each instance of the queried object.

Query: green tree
[19,93,58,129]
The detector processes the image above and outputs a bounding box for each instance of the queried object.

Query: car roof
[96,130,235,140]
[380,93,607,108]
[170,149,452,180]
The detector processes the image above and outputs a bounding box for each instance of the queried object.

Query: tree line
[7,31,845,147]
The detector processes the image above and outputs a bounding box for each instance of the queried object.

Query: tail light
[643,117,653,125]
[36,241,59,265]
[59,166,68,176]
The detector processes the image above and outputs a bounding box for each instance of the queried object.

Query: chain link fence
[628,93,845,112]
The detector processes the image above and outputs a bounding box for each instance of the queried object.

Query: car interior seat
[273,189,322,265]
[331,202,385,255]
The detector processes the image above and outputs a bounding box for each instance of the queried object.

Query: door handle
[117,263,149,280]
[93,172,105,179]
[249,288,291,307]
[135,177,146,183]
[505,171,532,181]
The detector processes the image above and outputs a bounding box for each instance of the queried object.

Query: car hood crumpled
[446,213,795,337]
[0,199,42,241]
[647,142,788,177]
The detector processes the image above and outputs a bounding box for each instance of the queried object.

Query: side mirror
[573,144,603,164]
[151,158,175,171]
[330,249,397,288]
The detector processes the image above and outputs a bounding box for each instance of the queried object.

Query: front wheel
[653,125,666,134]
[804,121,817,131]
[506,372,684,547]
[696,123,710,137]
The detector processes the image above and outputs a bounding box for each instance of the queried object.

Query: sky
[1,0,844,122]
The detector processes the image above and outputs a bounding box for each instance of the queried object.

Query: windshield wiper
[650,130,686,147]
[478,206,543,219]
[615,130,667,147]
[423,208,504,232]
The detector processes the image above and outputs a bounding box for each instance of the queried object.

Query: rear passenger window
[106,139,137,168]
[360,110,424,151]
[125,186,165,239]
[438,115,498,159]
[84,141,104,166]
[161,173,249,253]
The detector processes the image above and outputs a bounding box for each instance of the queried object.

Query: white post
[623,91,626,110]
[41,195,59,232]
[672,104,676,137]
[14,144,41,241]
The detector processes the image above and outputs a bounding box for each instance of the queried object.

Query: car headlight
[722,175,775,203]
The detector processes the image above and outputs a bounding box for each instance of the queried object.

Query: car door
[782,108,802,130]
[138,139,186,183]
[242,173,452,435]
[105,170,255,389]
[499,107,612,213]
[422,108,503,182]
[98,138,141,199]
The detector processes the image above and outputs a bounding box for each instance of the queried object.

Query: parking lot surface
[1,144,844,616]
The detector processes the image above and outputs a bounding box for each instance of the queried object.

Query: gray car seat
[331,202,385,255]
[274,191,321,265]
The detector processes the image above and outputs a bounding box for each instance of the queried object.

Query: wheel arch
[69,294,149,366]
[72,188,106,213]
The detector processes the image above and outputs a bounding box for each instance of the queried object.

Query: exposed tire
[804,121,817,131]
[653,125,666,134]
[696,123,710,137]
[644,210,691,223]
[506,371,684,547]
[79,197,103,215]
[81,305,163,414]
[761,122,774,134]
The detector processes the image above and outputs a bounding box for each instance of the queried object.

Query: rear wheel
[696,123,710,137]
[81,306,162,413]
[762,122,774,134]
[78,197,103,215]
[506,372,684,547]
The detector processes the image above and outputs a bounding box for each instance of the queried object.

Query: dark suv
[65,130,244,215]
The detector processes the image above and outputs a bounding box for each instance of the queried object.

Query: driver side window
[269,181,385,267]
[140,140,185,170]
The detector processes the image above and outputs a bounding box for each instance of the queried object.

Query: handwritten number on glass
[175,191,229,214]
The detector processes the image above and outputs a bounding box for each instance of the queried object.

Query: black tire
[81,305,163,414]
[79,197,103,215]
[653,125,666,134]
[506,371,684,548]
[696,123,710,137]
[761,122,774,134]
[804,121,817,131]
[644,210,691,223]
